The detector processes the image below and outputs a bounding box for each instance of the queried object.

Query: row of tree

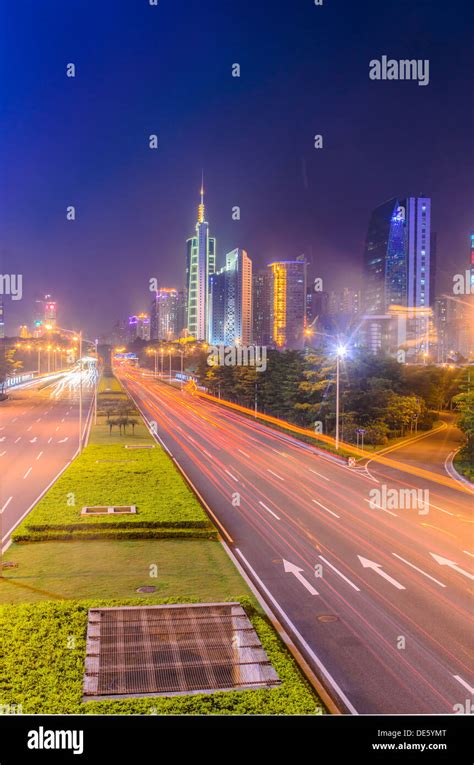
[194,350,468,446]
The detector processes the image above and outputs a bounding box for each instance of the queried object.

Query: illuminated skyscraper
[362,197,433,359]
[209,248,252,345]
[186,180,216,340]
[470,231,474,290]
[0,301,4,339]
[253,269,272,346]
[269,258,307,350]
[150,288,178,341]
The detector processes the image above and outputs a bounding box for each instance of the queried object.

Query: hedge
[13,444,213,541]
[0,597,324,715]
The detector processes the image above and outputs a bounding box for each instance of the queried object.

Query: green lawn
[0,539,252,604]
[0,597,323,715]
[13,444,214,541]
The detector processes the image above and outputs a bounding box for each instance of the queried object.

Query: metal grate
[81,506,137,516]
[83,603,280,700]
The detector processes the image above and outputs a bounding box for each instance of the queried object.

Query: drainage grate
[83,603,280,700]
[81,506,137,516]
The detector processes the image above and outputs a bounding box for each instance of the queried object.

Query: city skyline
[1,1,472,337]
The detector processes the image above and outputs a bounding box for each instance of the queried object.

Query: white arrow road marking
[429,553,474,581]
[312,499,340,519]
[453,675,474,695]
[392,553,446,588]
[319,556,360,591]
[309,468,330,481]
[258,501,280,520]
[23,467,32,479]
[283,559,319,595]
[357,556,406,590]
[0,497,13,513]
[267,469,284,481]
[29,437,37,443]
[57,437,69,443]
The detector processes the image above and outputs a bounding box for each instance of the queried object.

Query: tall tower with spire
[186,178,216,340]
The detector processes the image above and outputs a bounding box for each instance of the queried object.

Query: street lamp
[335,344,347,451]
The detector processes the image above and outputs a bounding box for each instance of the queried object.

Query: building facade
[269,258,307,350]
[186,184,216,340]
[209,248,252,346]
[362,197,434,360]
[150,288,178,341]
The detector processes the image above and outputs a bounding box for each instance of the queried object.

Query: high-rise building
[176,289,188,338]
[253,269,272,346]
[269,258,307,349]
[128,313,150,342]
[150,289,179,341]
[470,231,474,291]
[0,301,4,339]
[44,295,57,329]
[209,249,252,346]
[186,182,216,340]
[362,197,433,359]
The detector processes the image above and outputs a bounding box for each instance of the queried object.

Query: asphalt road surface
[119,367,473,715]
[0,374,94,547]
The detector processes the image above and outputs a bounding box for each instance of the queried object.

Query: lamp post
[168,348,172,380]
[160,347,164,376]
[335,345,347,451]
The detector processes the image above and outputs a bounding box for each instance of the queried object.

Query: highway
[118,367,473,715]
[0,372,94,547]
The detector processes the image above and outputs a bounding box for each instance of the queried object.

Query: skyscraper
[0,301,4,339]
[150,288,178,341]
[186,181,216,340]
[362,197,433,359]
[253,269,273,346]
[209,248,252,346]
[269,258,307,350]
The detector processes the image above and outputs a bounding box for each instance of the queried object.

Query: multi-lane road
[0,373,94,548]
[118,367,473,715]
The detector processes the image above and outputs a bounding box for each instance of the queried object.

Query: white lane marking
[283,559,319,595]
[36,451,43,460]
[319,555,360,591]
[238,449,250,458]
[14,437,21,443]
[363,498,398,518]
[358,556,406,590]
[267,469,284,481]
[0,437,5,442]
[258,501,281,520]
[0,426,4,431]
[200,448,213,459]
[23,467,32,479]
[187,435,197,444]
[29,437,37,443]
[0,451,6,457]
[0,497,13,513]
[312,499,340,519]
[225,469,239,482]
[47,437,53,443]
[463,550,474,558]
[309,468,330,481]
[429,553,474,581]
[429,501,455,516]
[26,425,32,431]
[235,548,358,714]
[11,418,17,423]
[55,426,60,431]
[392,553,446,588]
[57,437,69,443]
[453,675,474,695]
[61,418,65,422]
[36,418,42,422]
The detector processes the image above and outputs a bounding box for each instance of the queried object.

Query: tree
[384,393,422,436]
[0,346,22,395]
[453,388,474,459]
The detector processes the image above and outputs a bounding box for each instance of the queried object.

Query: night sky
[1,0,472,337]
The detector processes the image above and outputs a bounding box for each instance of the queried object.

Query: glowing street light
[335,344,348,451]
